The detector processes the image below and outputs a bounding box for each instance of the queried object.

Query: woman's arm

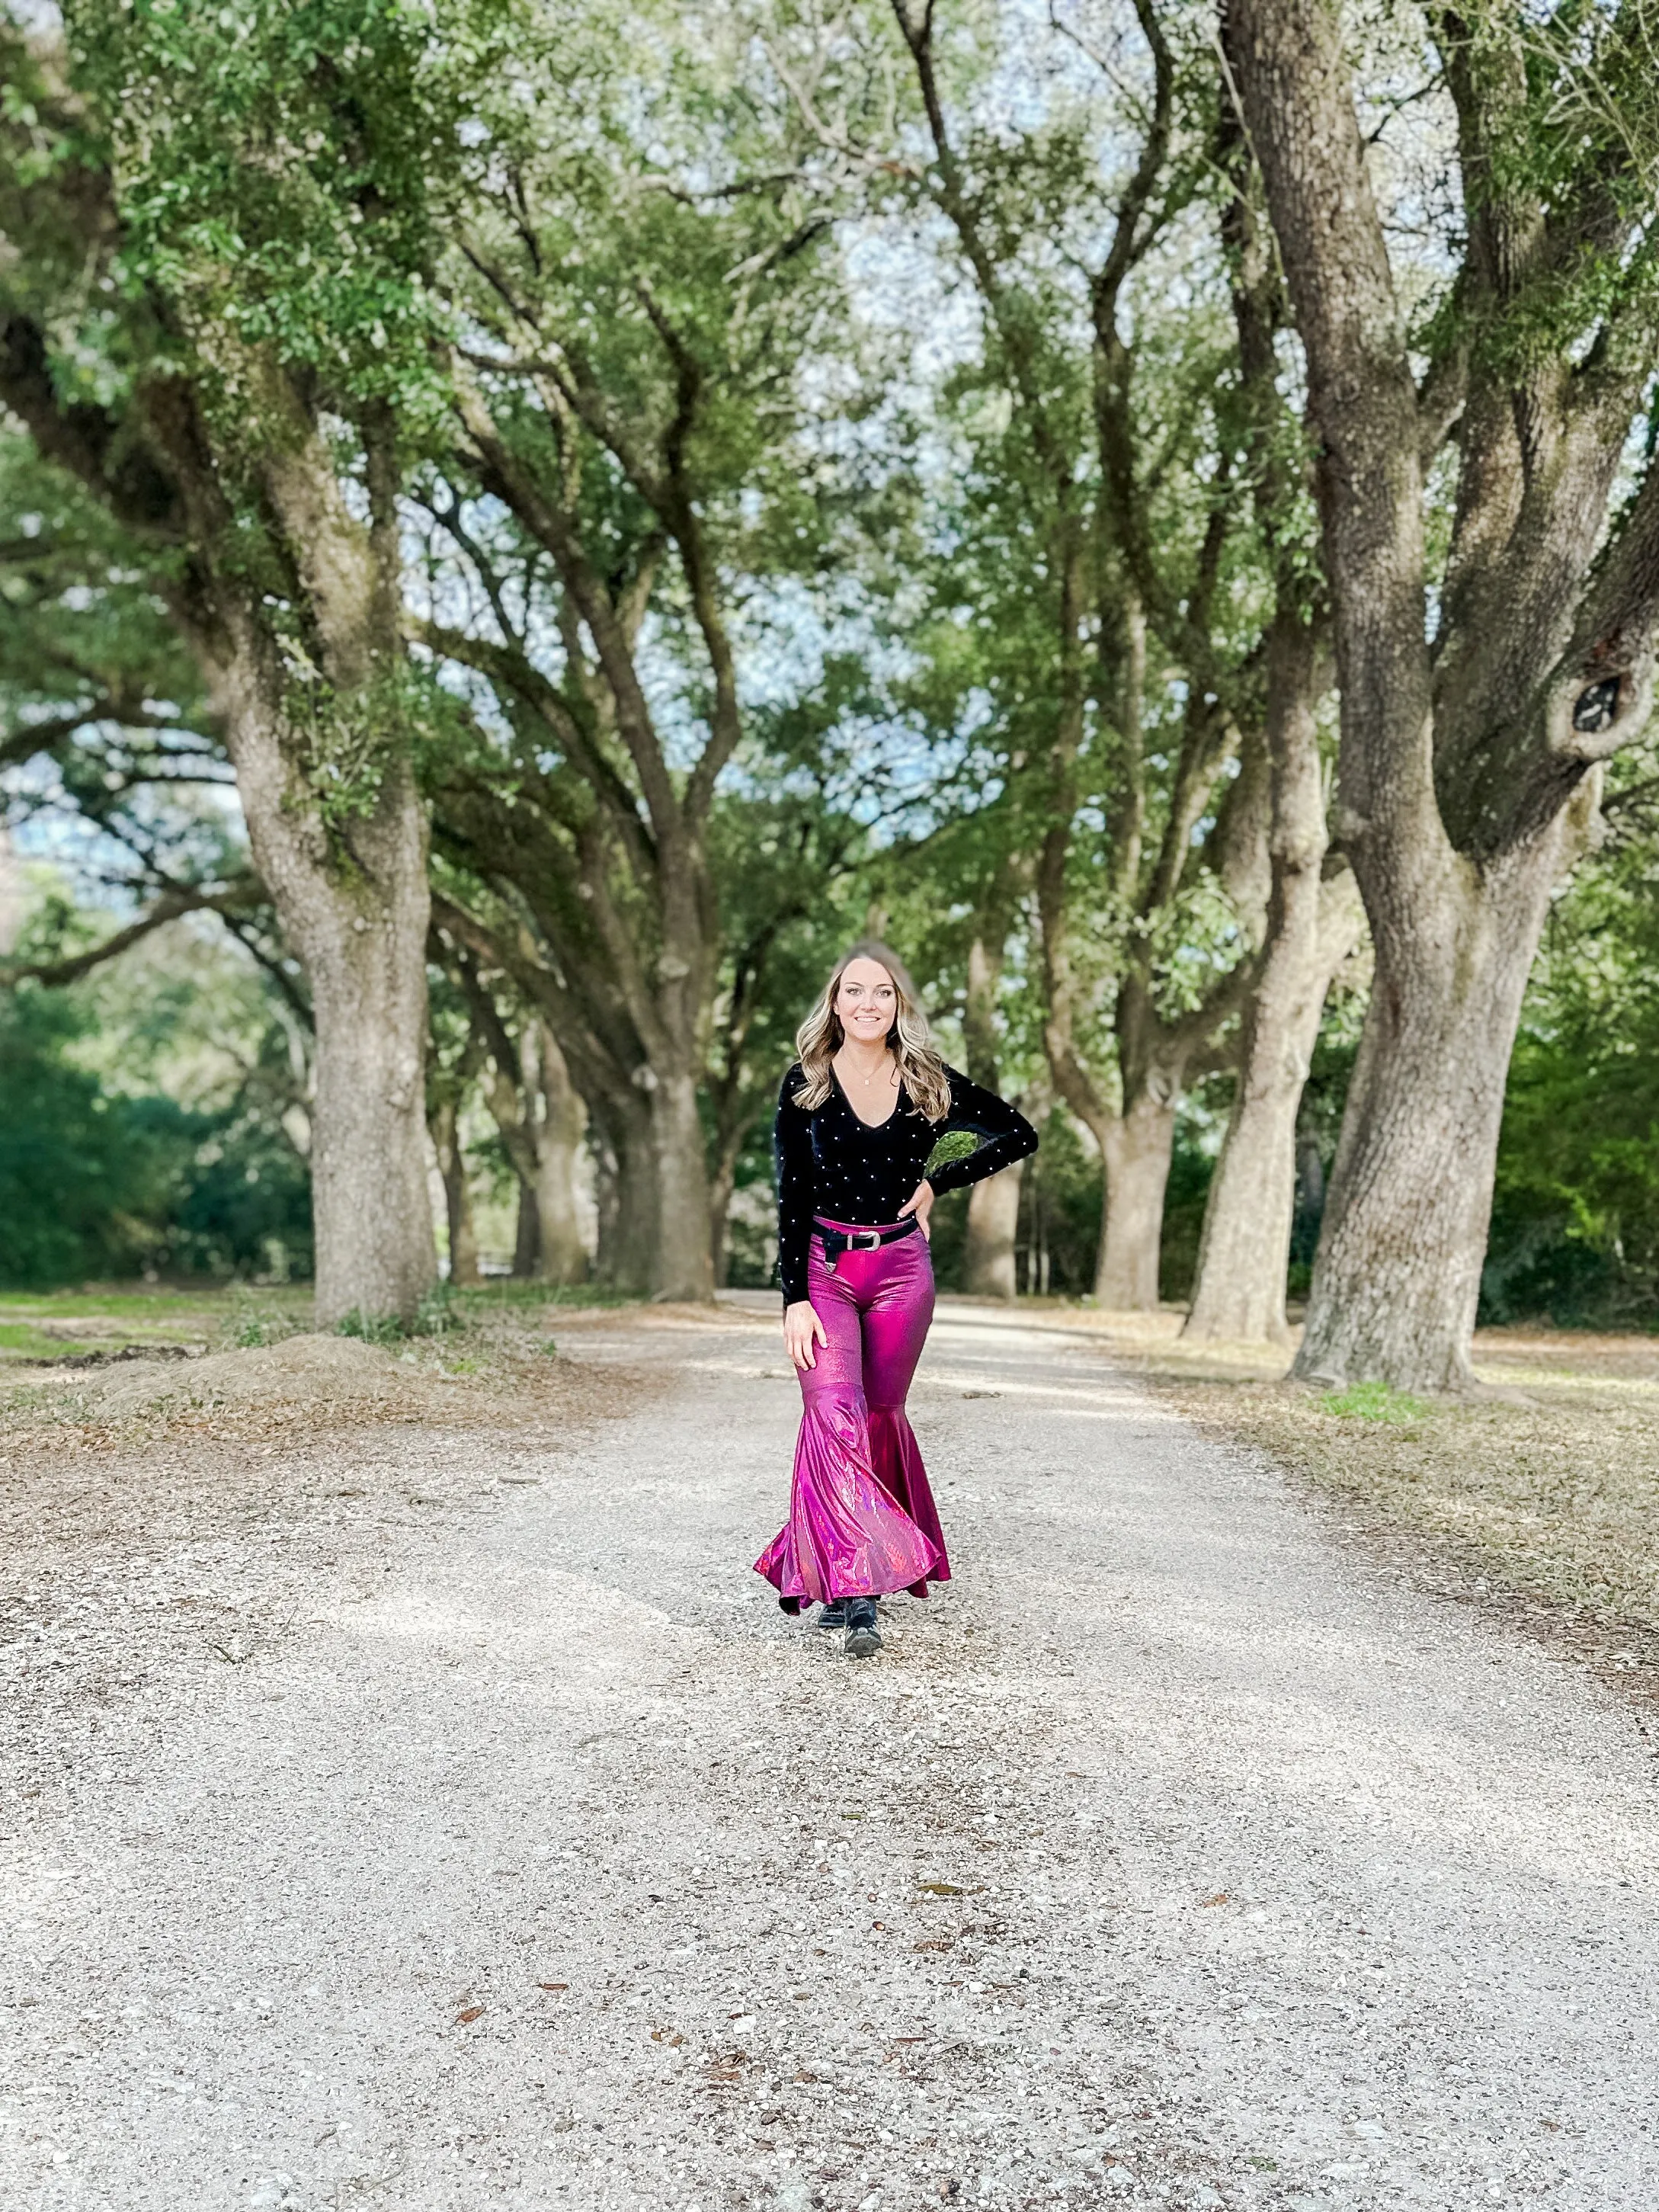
[773,1066,817,1305]
[924,1067,1039,1196]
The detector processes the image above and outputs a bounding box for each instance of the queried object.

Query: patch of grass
[453,1280,636,1313]
[335,1281,470,1346]
[1320,1380,1433,1423]
[0,1321,88,1358]
[0,1289,220,1319]
[0,1379,95,1423]
[224,1290,309,1351]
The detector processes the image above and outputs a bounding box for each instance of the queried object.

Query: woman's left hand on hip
[898,1178,935,1242]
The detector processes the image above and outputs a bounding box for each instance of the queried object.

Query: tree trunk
[430,1100,480,1287]
[1183,918,1342,1345]
[224,685,435,1327]
[1184,617,1361,1344]
[198,407,436,1330]
[1097,1089,1177,1308]
[709,1152,738,1290]
[591,1095,659,1294]
[648,1066,715,1302]
[530,1022,588,1286]
[1292,1115,1325,1265]
[1228,0,1659,1389]
[512,1182,540,1278]
[1293,822,1581,1390]
[960,925,1026,1300]
[964,1159,1026,1300]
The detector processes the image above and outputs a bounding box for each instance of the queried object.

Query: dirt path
[3,1298,1657,2212]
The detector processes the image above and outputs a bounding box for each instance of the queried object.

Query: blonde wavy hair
[792,940,952,1124]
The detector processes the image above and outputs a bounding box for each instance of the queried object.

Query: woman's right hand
[784,1300,828,1371]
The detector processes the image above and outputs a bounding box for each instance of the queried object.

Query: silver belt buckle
[855,1229,882,1250]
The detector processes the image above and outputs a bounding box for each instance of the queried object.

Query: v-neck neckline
[831,1061,904,1132]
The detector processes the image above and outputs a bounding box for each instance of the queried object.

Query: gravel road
[3,1297,1657,2212]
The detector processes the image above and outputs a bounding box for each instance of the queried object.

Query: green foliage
[1319,1382,1433,1424]
[291,657,469,835]
[1483,788,1659,1326]
[8,0,1659,1339]
[1159,1119,1218,1303]
[0,983,308,1287]
[0,890,313,1288]
[332,1306,403,1345]
[1016,1108,1103,1299]
[55,0,498,434]
[335,1279,465,1342]
[0,987,167,1284]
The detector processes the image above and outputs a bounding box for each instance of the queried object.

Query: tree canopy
[2,0,1658,1377]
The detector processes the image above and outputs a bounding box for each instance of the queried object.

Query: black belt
[815,1216,920,1266]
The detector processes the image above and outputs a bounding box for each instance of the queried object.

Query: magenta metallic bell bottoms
[754,1218,950,1611]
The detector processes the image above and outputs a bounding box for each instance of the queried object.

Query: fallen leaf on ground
[538,1981,569,1992]
[456,2005,485,2024]
[1199,1891,1230,1907]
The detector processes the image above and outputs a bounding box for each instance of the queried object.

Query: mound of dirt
[76,1332,466,1420]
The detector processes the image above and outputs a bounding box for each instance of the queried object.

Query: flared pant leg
[857,1234,950,1593]
[754,1230,950,1609]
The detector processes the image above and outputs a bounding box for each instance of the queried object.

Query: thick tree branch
[453,368,684,855]
[0,315,187,541]
[1225,0,1436,863]
[1088,0,1177,625]
[412,616,656,880]
[889,0,1074,495]
[1,874,261,988]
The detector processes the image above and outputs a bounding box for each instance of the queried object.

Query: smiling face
[834,956,898,1047]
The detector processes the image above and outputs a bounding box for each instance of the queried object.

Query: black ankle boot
[844,1598,881,1658]
[817,1598,849,1630]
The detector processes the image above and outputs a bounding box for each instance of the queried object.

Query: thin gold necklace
[843,1050,892,1086]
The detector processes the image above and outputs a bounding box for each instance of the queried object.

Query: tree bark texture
[528,1024,588,1287]
[1297,811,1597,1387]
[1183,867,1360,1345]
[429,1099,480,1288]
[959,925,1026,1300]
[964,1159,1026,1300]
[588,1094,661,1295]
[1184,619,1363,1345]
[201,425,435,1328]
[243,743,432,1329]
[1228,0,1659,1387]
[475,1003,590,1288]
[647,1066,716,1304]
[1097,1092,1177,1309]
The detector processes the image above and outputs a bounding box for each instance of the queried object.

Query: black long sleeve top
[773,1060,1039,1304]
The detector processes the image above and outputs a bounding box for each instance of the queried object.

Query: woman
[754,942,1038,1657]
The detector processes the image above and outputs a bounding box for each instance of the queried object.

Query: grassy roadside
[0,1280,652,1457]
[0,1277,638,1365]
[1043,1306,1659,1701]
